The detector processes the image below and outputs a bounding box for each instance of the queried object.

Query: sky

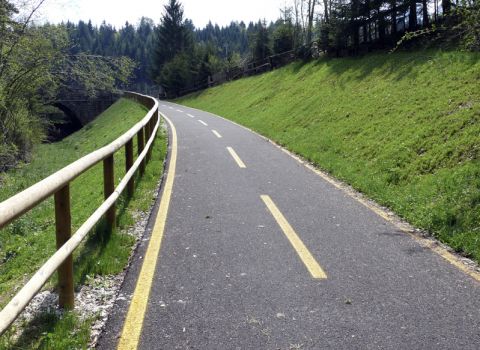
[37,0,286,29]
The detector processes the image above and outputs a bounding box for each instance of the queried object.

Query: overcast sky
[37,0,286,29]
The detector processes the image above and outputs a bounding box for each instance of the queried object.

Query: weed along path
[99,102,480,349]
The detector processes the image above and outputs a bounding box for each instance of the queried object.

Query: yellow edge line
[227,147,246,168]
[261,195,327,279]
[117,114,178,350]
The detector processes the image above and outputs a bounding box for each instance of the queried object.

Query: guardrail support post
[103,155,115,231]
[138,128,145,175]
[126,140,134,197]
[147,111,160,160]
[146,120,151,139]
[54,185,74,309]
[147,117,155,162]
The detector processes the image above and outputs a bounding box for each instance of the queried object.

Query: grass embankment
[0,98,167,349]
[179,50,480,262]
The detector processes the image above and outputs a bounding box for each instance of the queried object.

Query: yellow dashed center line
[212,130,222,138]
[117,114,178,350]
[274,145,480,283]
[261,195,327,279]
[227,147,246,168]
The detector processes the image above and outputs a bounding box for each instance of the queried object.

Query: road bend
[98,101,480,349]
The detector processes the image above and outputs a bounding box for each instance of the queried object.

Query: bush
[160,53,192,97]
[273,24,294,54]
[0,98,45,171]
[457,2,480,51]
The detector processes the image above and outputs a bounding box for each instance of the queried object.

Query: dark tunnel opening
[48,103,84,142]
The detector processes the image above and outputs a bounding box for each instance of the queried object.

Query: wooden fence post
[145,122,151,163]
[146,118,155,162]
[103,155,115,231]
[146,120,151,139]
[151,116,156,135]
[54,185,74,309]
[138,127,145,175]
[126,140,134,197]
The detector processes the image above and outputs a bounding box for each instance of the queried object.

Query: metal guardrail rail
[0,91,160,335]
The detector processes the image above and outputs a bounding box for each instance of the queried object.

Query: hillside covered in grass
[179,50,480,262]
[0,98,166,348]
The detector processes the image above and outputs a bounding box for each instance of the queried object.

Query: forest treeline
[79,0,477,97]
[60,0,480,98]
[0,0,478,171]
[151,0,479,97]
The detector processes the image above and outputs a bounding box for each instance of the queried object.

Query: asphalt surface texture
[98,101,480,349]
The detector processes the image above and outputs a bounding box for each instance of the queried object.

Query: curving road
[98,101,480,350]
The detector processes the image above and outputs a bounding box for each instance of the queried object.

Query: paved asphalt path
[98,101,480,349]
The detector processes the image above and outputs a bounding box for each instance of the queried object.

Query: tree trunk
[442,0,451,15]
[323,0,329,22]
[306,0,316,45]
[409,0,417,30]
[391,0,397,39]
[294,0,301,48]
[378,7,385,45]
[351,0,360,50]
[422,0,429,27]
[366,1,372,42]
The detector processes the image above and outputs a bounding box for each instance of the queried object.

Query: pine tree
[273,22,294,54]
[252,20,271,61]
[151,0,192,81]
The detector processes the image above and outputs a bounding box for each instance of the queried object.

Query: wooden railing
[175,50,296,97]
[0,92,160,335]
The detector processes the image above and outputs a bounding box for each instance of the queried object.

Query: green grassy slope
[179,50,480,262]
[0,98,167,348]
